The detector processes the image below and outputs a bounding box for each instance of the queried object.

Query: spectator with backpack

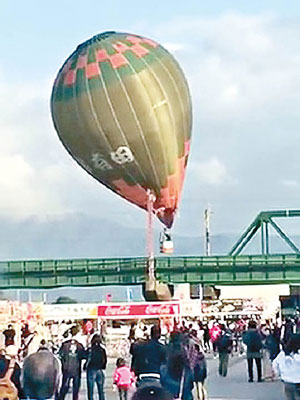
[189,330,208,400]
[216,326,233,377]
[85,333,107,400]
[58,326,86,400]
[243,320,263,382]
[130,325,166,386]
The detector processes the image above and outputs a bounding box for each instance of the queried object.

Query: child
[113,358,136,400]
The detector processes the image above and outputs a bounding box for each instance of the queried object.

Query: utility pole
[203,207,218,300]
[204,207,212,256]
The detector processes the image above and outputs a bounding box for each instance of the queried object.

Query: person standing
[86,333,107,400]
[209,322,221,358]
[131,325,166,385]
[23,340,61,400]
[283,318,295,347]
[273,334,300,400]
[129,337,148,379]
[243,320,263,382]
[58,326,86,400]
[160,351,194,400]
[3,325,16,347]
[261,326,278,381]
[296,317,300,334]
[128,323,136,343]
[203,324,210,353]
[19,324,36,360]
[189,330,208,400]
[113,358,136,400]
[216,327,233,377]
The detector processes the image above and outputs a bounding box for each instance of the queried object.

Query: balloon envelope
[51,31,192,227]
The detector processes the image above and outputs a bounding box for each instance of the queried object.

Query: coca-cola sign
[98,302,180,319]
[145,305,172,315]
[104,305,131,316]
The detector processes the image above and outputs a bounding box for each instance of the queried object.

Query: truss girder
[0,254,299,288]
[229,210,300,256]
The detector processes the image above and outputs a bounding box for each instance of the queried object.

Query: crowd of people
[127,316,300,399]
[0,319,208,400]
[0,315,298,400]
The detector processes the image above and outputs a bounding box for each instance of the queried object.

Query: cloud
[148,13,300,234]
[162,42,186,53]
[150,13,300,130]
[0,69,148,228]
[280,179,298,188]
[190,157,237,186]
[0,72,94,219]
[0,153,66,217]
[1,12,300,243]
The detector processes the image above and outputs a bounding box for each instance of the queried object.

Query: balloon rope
[146,190,156,279]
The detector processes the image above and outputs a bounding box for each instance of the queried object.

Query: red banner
[97,302,180,319]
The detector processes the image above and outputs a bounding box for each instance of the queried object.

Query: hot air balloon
[51,31,192,229]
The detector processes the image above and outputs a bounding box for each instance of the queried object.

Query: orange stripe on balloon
[113,42,129,53]
[112,179,147,208]
[64,69,76,85]
[96,49,108,62]
[86,63,101,79]
[130,44,149,58]
[154,140,190,227]
[159,187,173,209]
[62,60,72,74]
[142,38,158,48]
[110,53,128,69]
[77,55,87,69]
[184,140,191,155]
[126,35,142,45]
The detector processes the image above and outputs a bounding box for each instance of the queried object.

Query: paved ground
[66,355,284,400]
[205,355,283,399]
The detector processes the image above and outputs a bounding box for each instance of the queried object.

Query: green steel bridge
[0,253,300,289]
[1,210,300,289]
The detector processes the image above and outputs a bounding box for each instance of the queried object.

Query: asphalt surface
[66,355,284,400]
[205,355,283,400]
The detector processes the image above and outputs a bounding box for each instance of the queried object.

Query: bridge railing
[155,254,300,285]
[0,257,148,287]
[0,254,299,288]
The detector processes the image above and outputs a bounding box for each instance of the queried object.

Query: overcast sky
[1,1,300,259]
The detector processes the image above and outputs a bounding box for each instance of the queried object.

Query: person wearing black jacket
[160,351,194,400]
[216,327,233,377]
[243,321,263,382]
[58,326,86,400]
[130,325,166,385]
[86,333,107,400]
[3,325,16,347]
